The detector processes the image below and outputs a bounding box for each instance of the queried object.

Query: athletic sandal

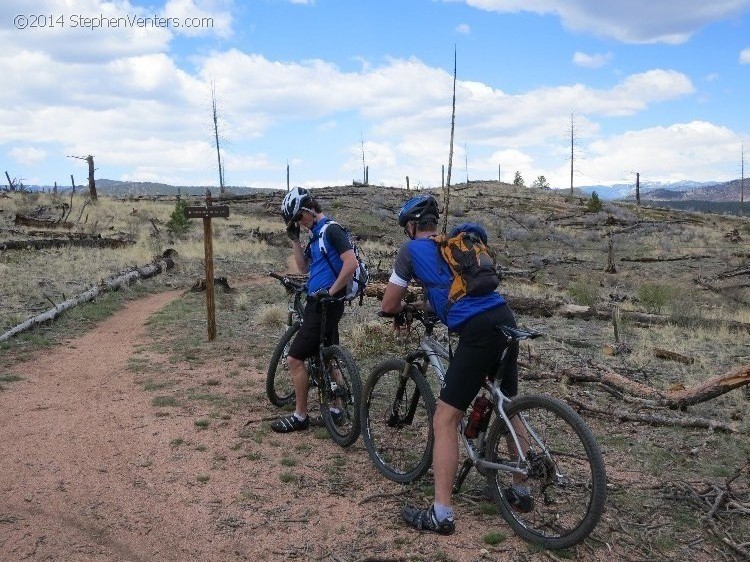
[270,414,310,433]
[401,504,455,535]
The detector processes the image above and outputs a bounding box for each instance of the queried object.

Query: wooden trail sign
[184,190,229,341]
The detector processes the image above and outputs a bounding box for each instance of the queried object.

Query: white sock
[293,412,307,421]
[433,503,454,521]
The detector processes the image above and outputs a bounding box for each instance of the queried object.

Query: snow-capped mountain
[576,180,725,200]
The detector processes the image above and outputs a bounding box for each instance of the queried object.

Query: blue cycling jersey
[390,237,505,331]
[304,216,351,293]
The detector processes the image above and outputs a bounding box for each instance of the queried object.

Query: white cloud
[450,0,750,43]
[8,146,47,166]
[559,121,740,186]
[740,48,750,63]
[0,37,714,188]
[456,23,471,34]
[572,51,613,68]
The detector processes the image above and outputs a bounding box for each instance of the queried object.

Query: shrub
[569,280,600,307]
[586,192,603,213]
[637,283,673,314]
[166,198,192,236]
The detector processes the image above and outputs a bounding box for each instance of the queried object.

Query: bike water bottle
[465,395,491,438]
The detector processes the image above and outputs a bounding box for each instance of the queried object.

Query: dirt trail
[0,288,605,562]
[0,291,210,560]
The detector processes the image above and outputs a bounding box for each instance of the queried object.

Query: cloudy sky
[2,0,749,190]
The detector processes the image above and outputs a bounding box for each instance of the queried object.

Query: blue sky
[2,0,749,190]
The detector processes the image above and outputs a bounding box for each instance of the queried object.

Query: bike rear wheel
[266,322,299,407]
[485,394,607,549]
[319,345,362,447]
[360,358,436,483]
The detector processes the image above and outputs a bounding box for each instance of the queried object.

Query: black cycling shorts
[439,304,518,411]
[288,297,345,361]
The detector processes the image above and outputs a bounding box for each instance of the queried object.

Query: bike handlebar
[378,306,439,328]
[268,271,305,293]
[379,306,544,341]
[268,272,349,306]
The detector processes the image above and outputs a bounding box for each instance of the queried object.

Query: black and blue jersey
[389,237,505,331]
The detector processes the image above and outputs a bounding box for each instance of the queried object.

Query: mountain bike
[266,272,361,447]
[360,307,607,549]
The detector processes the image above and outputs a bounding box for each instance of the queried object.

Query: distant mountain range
[21,179,272,197]
[575,179,749,201]
[18,177,749,206]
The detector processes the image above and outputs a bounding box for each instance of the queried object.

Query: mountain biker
[271,186,358,433]
[380,194,531,535]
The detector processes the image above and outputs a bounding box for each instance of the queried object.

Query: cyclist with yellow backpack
[380,194,528,535]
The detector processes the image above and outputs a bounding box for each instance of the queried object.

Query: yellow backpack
[435,223,500,304]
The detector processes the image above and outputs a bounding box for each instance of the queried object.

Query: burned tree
[68,155,98,200]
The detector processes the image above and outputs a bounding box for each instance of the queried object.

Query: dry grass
[1,183,748,561]
[0,192,281,333]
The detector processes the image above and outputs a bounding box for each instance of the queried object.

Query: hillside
[0,182,748,561]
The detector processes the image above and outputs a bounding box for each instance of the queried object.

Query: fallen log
[190,276,235,293]
[621,254,713,262]
[14,213,73,229]
[524,363,750,410]
[653,347,695,365]
[363,285,750,332]
[1,236,133,251]
[567,397,738,433]
[0,256,175,343]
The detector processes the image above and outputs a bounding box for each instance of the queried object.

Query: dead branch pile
[658,464,750,560]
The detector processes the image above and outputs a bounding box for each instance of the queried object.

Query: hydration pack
[435,223,500,304]
[316,220,369,304]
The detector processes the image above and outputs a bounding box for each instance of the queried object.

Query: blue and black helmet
[397,195,440,227]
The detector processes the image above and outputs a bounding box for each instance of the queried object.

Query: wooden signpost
[184,190,229,341]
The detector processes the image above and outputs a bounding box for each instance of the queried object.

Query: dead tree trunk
[636,172,640,206]
[86,155,97,201]
[442,46,457,235]
[605,236,616,273]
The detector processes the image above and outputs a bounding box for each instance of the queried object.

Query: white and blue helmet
[281,186,313,225]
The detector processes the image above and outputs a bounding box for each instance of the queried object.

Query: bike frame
[406,319,533,480]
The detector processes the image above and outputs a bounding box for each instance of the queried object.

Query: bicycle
[266,272,362,447]
[360,308,607,549]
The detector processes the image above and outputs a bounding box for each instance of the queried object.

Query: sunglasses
[292,207,314,223]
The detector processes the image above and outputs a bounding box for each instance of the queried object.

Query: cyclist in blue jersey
[381,194,530,535]
[271,186,358,433]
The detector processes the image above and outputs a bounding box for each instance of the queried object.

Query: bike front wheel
[360,358,436,484]
[266,322,299,407]
[485,394,607,550]
[319,345,362,447]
